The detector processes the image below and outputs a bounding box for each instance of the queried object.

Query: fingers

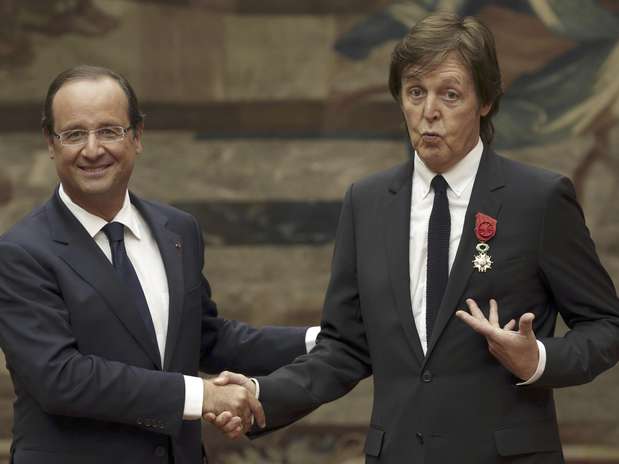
[455,299,492,336]
[518,313,535,337]
[465,298,485,319]
[488,299,499,327]
[247,394,266,429]
[206,411,244,439]
[503,319,516,331]
[217,412,243,435]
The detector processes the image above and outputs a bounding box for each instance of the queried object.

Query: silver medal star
[472,252,493,272]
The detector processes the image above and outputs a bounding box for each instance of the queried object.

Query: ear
[133,122,144,154]
[480,102,492,117]
[43,129,55,159]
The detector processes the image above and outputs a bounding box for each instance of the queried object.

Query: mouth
[77,163,113,177]
[421,132,442,143]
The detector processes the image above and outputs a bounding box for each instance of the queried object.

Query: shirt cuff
[516,340,546,385]
[305,326,321,352]
[182,375,204,420]
[250,378,260,400]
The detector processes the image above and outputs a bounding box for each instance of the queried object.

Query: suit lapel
[383,160,425,364]
[130,195,185,371]
[424,148,505,361]
[47,191,163,369]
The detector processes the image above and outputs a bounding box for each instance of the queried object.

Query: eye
[62,130,87,143]
[408,87,425,99]
[444,90,459,101]
[97,126,125,140]
[98,127,119,137]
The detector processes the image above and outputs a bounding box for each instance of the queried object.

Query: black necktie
[426,175,450,344]
[102,222,159,351]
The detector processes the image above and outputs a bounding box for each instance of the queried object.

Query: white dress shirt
[408,139,545,383]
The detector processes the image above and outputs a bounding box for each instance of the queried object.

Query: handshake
[202,371,264,439]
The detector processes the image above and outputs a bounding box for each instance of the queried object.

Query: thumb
[212,371,232,386]
[518,313,535,337]
[213,371,249,387]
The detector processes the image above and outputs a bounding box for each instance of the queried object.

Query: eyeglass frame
[52,125,134,146]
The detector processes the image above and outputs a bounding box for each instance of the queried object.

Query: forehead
[402,53,473,85]
[51,77,129,128]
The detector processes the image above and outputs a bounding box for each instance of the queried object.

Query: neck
[62,187,125,222]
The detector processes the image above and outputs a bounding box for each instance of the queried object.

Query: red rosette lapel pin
[472,212,497,272]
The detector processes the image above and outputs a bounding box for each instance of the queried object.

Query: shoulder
[348,161,411,200]
[138,197,196,222]
[133,196,201,233]
[1,202,50,246]
[490,149,569,200]
[495,151,563,184]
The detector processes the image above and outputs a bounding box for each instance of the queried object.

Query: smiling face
[47,77,143,219]
[400,53,491,173]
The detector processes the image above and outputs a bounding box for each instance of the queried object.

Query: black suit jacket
[257,148,619,463]
[0,190,307,464]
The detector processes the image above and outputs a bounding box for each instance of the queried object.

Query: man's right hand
[202,377,265,435]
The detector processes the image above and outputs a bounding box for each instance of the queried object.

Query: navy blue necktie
[426,175,450,344]
[102,222,159,351]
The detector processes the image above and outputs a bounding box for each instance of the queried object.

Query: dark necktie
[102,222,159,351]
[426,175,450,344]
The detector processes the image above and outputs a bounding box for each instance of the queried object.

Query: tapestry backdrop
[1,1,619,462]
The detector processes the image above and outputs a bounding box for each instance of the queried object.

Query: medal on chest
[472,212,497,272]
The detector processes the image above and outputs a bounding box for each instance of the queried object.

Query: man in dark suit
[0,65,315,464]
[212,13,619,463]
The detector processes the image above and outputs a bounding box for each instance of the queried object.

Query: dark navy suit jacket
[0,190,306,464]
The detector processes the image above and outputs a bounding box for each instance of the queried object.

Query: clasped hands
[456,298,539,381]
[202,371,262,439]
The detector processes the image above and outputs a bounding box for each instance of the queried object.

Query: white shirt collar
[414,137,484,199]
[58,184,142,240]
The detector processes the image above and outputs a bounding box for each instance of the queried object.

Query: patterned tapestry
[0,1,618,462]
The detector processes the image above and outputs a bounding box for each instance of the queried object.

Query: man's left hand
[455,298,539,381]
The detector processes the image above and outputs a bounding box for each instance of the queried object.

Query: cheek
[54,153,75,171]
[445,111,474,136]
[402,108,422,132]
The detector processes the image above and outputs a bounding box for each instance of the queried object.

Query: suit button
[422,370,433,383]
[416,432,424,444]
[137,418,143,426]
[154,446,167,457]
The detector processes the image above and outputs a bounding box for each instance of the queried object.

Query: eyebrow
[401,74,463,87]
[440,77,463,86]
[58,120,126,131]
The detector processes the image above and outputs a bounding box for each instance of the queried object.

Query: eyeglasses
[53,126,132,146]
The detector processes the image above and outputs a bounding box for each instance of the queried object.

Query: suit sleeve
[0,240,186,436]
[190,217,308,376]
[255,185,372,430]
[537,176,619,387]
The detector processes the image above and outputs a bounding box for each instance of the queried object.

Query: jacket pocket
[494,422,561,456]
[364,426,385,457]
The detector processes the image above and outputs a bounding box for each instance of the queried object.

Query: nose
[81,131,104,159]
[422,95,439,121]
